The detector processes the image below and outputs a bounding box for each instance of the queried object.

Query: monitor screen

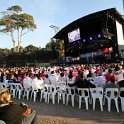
[68,28,81,43]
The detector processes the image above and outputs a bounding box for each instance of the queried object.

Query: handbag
[23,107,32,116]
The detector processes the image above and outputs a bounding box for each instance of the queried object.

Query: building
[54,8,124,64]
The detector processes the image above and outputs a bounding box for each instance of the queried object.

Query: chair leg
[44,93,47,103]
[40,92,43,102]
[121,98,124,112]
[71,95,74,107]
[58,93,60,104]
[115,99,119,113]
[66,95,69,106]
[107,99,111,112]
[79,97,82,109]
[62,93,65,104]
[18,91,21,99]
[27,91,30,100]
[33,92,37,102]
[93,98,96,110]
[99,98,103,111]
[52,95,55,104]
[85,97,89,110]
[47,94,50,104]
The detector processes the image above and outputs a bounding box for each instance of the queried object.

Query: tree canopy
[0,5,37,52]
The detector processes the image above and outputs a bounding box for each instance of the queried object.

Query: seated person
[0,88,37,124]
[69,71,96,88]
[104,76,119,90]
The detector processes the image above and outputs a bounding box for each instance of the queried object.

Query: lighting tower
[49,25,60,34]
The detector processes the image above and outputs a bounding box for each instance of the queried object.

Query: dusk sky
[0,0,123,49]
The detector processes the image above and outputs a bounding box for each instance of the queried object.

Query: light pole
[49,25,60,34]
[120,0,124,16]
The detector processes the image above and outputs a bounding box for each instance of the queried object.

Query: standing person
[0,88,37,124]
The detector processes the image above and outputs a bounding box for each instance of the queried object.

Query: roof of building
[54,8,124,39]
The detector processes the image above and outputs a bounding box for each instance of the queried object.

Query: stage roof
[54,8,124,39]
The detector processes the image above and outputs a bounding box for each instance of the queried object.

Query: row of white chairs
[23,83,124,113]
[0,83,124,112]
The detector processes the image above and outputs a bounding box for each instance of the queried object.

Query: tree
[0,5,36,52]
[24,44,38,52]
[46,38,64,51]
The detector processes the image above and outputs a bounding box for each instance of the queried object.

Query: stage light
[83,39,86,42]
[90,37,93,40]
[98,34,102,38]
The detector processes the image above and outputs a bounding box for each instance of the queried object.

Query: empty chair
[57,85,66,104]
[9,83,17,98]
[16,83,24,99]
[119,87,124,112]
[47,84,58,104]
[40,84,48,103]
[30,87,39,102]
[104,88,119,112]
[77,88,89,110]
[23,87,31,100]
[90,87,104,111]
[65,86,76,107]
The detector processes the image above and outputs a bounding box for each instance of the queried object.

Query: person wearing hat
[0,88,37,124]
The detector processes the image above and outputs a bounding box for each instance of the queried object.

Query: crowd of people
[0,63,124,124]
[0,63,124,90]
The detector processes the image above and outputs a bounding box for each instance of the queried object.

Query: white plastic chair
[47,84,58,104]
[39,84,48,103]
[104,88,119,112]
[23,87,31,100]
[0,120,7,124]
[77,88,89,110]
[90,87,104,111]
[57,85,66,104]
[119,87,124,112]
[0,83,7,89]
[30,87,39,102]
[65,86,76,107]
[9,83,17,98]
[16,83,24,99]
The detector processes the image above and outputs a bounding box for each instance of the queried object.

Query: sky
[0,0,123,49]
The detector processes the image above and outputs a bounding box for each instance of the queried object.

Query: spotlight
[98,34,101,38]
[90,37,93,40]
[83,39,86,42]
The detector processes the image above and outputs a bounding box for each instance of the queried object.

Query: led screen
[68,28,81,43]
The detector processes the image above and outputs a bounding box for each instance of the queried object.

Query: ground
[15,97,124,124]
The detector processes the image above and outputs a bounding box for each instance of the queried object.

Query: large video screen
[68,28,81,43]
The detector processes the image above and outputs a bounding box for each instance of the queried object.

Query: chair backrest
[0,83,3,89]
[105,88,119,98]
[77,88,89,97]
[0,120,7,124]
[0,83,8,89]
[87,77,95,85]
[65,86,76,95]
[90,87,104,97]
[119,87,124,97]
[47,84,57,94]
[9,83,17,90]
[16,83,23,90]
